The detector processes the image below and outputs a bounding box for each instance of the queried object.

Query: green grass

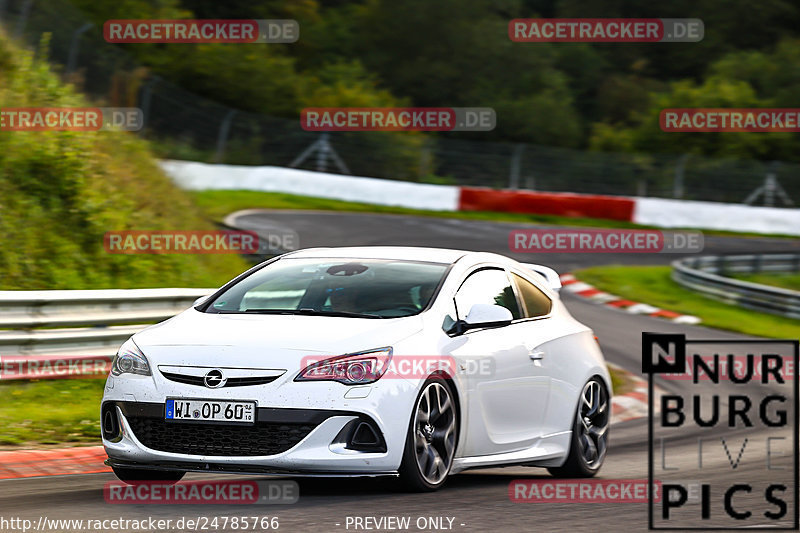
[191,190,800,240]
[0,378,105,446]
[191,190,650,229]
[577,265,800,339]
[0,32,249,290]
[607,365,634,395]
[732,273,800,292]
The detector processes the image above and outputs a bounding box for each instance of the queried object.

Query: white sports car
[102,246,611,491]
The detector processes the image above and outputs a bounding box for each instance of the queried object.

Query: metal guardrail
[0,288,214,354]
[671,254,800,319]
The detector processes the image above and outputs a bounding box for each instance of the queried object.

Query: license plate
[165,398,256,424]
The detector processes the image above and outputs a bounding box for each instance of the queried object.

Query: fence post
[290,133,354,174]
[524,175,535,190]
[508,144,524,189]
[315,133,331,172]
[636,179,647,197]
[744,160,793,206]
[137,77,159,136]
[418,140,433,181]
[214,110,237,163]
[673,153,688,198]
[15,0,33,39]
[66,23,93,75]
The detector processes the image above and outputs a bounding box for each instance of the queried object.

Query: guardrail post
[753,254,762,273]
[716,256,725,276]
[672,254,800,320]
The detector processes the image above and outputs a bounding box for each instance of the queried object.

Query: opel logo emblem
[204,369,226,389]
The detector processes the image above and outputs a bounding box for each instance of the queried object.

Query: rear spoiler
[521,263,562,293]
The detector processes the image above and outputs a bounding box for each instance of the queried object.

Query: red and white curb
[560,273,701,325]
[609,363,660,425]
[0,446,109,480]
[0,379,655,481]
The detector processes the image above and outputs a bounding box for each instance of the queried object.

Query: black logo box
[643,333,800,531]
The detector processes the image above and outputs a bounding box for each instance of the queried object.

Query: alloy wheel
[413,381,457,485]
[577,380,609,469]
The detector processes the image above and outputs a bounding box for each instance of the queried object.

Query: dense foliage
[0,32,247,289]
[68,0,800,160]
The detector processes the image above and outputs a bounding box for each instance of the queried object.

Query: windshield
[204,258,448,318]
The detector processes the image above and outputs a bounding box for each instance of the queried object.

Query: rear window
[512,273,552,318]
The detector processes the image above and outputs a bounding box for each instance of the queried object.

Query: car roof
[285,246,479,264]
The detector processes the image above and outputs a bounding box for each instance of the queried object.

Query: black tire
[112,466,185,485]
[547,377,609,478]
[398,377,459,492]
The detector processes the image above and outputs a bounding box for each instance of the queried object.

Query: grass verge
[732,273,800,292]
[576,265,800,339]
[0,31,248,290]
[191,190,800,240]
[192,190,647,230]
[607,365,635,396]
[0,379,104,446]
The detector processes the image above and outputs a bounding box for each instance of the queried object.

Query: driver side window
[454,268,521,320]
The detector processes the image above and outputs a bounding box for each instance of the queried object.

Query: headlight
[110,338,151,376]
[295,348,392,385]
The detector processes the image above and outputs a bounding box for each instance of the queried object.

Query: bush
[0,32,247,289]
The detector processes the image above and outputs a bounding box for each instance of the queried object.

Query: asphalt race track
[2,211,798,532]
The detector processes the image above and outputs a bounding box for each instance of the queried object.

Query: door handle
[529,350,545,361]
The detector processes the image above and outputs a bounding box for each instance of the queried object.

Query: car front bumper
[101,373,417,475]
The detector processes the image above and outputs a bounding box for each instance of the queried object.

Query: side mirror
[463,304,513,329]
[193,295,210,307]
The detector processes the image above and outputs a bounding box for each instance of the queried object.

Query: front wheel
[547,377,609,478]
[112,466,185,485]
[398,378,458,491]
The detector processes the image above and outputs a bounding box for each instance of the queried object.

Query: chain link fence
[2,0,799,206]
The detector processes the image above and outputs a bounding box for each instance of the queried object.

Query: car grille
[126,416,316,456]
[160,371,280,388]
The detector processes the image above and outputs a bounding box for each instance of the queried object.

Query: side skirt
[450,431,571,474]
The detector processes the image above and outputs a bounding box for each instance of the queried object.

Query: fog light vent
[101,403,120,441]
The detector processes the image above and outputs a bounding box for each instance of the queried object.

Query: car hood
[132,308,424,369]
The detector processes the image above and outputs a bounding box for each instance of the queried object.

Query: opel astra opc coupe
[102,246,611,491]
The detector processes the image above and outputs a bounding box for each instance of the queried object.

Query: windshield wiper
[236,308,383,319]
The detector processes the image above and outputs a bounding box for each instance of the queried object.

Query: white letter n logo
[642,333,686,374]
